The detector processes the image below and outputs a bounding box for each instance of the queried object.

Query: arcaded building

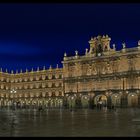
[0,35,140,108]
[0,66,64,108]
[62,35,140,108]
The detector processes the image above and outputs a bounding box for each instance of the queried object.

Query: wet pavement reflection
[0,108,140,137]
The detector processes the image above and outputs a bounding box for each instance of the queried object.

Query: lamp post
[84,96,88,108]
[71,96,74,109]
[10,89,17,109]
[10,89,17,94]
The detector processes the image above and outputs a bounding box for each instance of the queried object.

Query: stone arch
[44,99,49,108]
[0,99,4,106]
[20,99,25,107]
[37,98,43,106]
[24,98,29,105]
[67,95,76,108]
[29,98,34,106]
[58,98,63,108]
[7,100,12,106]
[51,98,56,108]
[63,95,69,108]
[94,94,107,106]
[81,95,89,108]
[120,93,128,107]
[41,98,46,106]
[75,95,82,108]
[26,99,31,106]
[31,99,37,106]
[3,99,7,106]
[49,98,56,108]
[111,93,121,107]
[54,98,63,108]
[54,98,59,108]
[128,93,138,107]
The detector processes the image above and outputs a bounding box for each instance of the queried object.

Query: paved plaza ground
[0,108,140,137]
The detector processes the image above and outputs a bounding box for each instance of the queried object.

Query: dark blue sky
[0,3,140,73]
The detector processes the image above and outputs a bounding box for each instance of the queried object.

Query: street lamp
[10,89,17,94]
[71,96,74,109]
[10,89,17,108]
[66,94,68,97]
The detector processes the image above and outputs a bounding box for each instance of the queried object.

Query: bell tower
[95,35,103,56]
[88,35,112,56]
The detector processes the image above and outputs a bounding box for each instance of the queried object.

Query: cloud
[0,41,42,55]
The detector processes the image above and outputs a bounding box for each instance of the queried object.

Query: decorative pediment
[88,35,114,56]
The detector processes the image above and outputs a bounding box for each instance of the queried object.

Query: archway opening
[81,95,89,108]
[128,93,138,107]
[111,94,121,107]
[67,96,76,108]
[94,94,107,107]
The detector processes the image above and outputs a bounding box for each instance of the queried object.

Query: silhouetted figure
[38,106,43,111]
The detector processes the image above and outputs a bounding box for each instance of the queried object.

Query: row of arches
[0,93,139,108]
[0,98,63,108]
[65,92,139,108]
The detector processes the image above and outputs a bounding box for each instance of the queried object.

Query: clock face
[98,53,101,56]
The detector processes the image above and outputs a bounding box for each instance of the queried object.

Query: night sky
[0,3,140,73]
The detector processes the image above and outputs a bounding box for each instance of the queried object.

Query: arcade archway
[67,95,76,108]
[111,94,121,107]
[81,95,89,108]
[128,93,138,107]
[94,94,107,106]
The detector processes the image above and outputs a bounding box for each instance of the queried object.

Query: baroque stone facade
[62,35,140,108]
[1,35,140,108]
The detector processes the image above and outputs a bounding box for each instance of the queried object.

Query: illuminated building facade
[0,66,64,108]
[62,35,140,108]
[1,35,140,108]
